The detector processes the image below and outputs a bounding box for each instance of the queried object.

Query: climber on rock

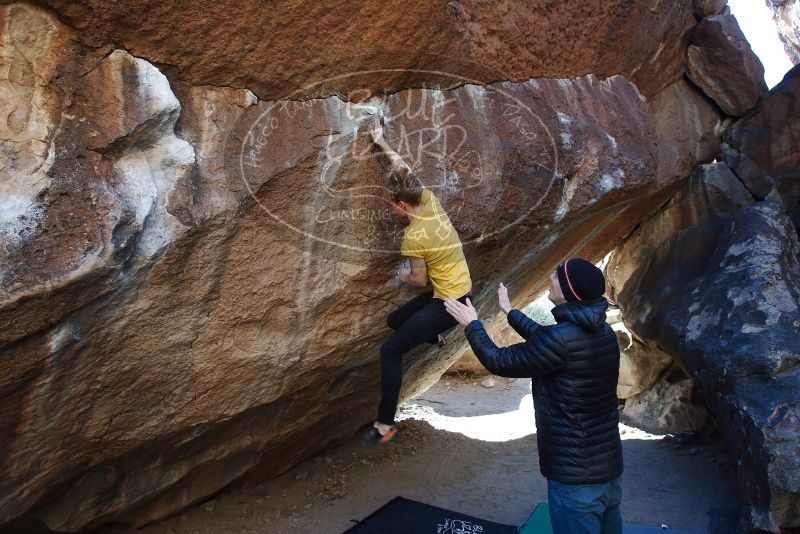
[362,113,473,445]
[444,260,623,534]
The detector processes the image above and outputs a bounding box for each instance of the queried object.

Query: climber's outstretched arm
[370,115,412,180]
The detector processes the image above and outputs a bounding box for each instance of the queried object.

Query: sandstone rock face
[725,64,800,233]
[767,0,800,64]
[0,1,727,531]
[0,3,195,367]
[617,199,800,532]
[621,373,709,434]
[0,2,78,300]
[29,0,699,99]
[606,161,753,300]
[603,79,723,300]
[615,327,674,400]
[696,0,729,17]
[687,14,768,117]
[646,80,722,191]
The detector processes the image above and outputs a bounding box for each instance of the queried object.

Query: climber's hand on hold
[397,263,411,284]
[370,113,384,144]
[444,298,478,327]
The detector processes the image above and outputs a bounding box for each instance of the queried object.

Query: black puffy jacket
[464,299,623,485]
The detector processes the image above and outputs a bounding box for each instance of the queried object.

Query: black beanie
[556,258,606,302]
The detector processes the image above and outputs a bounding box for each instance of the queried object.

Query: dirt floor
[101,376,741,534]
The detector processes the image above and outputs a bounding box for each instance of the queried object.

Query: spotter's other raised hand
[498,282,512,314]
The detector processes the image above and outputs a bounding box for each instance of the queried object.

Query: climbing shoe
[362,425,399,446]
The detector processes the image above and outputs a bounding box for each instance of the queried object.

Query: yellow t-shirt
[400,189,472,300]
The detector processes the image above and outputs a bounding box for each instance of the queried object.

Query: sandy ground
[100,376,741,534]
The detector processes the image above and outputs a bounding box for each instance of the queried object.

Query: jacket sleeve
[506,309,541,340]
[464,320,565,378]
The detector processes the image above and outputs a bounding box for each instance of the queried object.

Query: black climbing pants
[377,290,471,425]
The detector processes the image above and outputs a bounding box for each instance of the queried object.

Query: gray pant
[547,476,622,534]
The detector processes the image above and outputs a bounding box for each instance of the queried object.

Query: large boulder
[0,2,727,530]
[725,64,800,234]
[686,14,768,117]
[766,0,800,65]
[647,80,723,192]
[720,142,776,200]
[621,371,709,435]
[29,0,698,98]
[601,77,724,328]
[695,0,729,17]
[615,327,674,400]
[617,198,800,532]
[606,161,753,300]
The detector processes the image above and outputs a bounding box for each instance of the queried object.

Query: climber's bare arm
[370,115,413,180]
[398,257,428,287]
